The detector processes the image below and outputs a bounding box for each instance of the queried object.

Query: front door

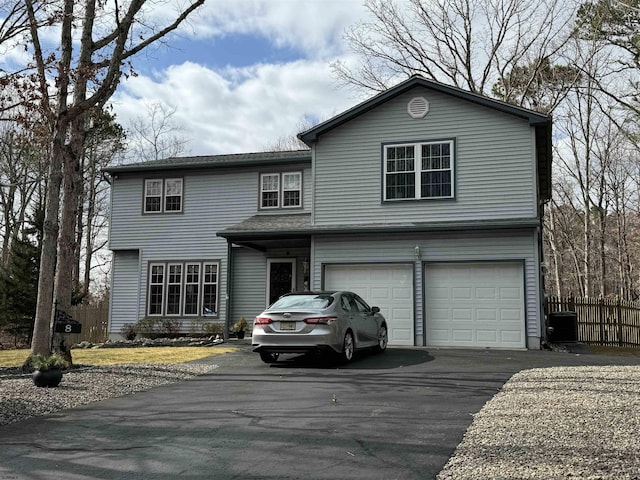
[267,259,296,306]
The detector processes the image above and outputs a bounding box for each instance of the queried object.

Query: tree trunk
[83,156,96,299]
[546,205,563,296]
[31,128,65,356]
[598,210,606,297]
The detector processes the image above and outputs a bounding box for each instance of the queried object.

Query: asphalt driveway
[1,346,640,479]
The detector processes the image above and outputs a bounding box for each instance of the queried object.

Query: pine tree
[0,235,40,346]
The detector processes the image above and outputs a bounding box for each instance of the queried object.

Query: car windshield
[269,294,333,310]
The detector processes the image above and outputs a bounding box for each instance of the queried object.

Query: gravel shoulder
[0,363,218,426]
[437,365,640,480]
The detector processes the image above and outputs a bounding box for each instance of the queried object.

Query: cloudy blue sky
[112,0,373,156]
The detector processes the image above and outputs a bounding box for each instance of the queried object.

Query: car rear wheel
[373,324,388,353]
[260,352,279,363]
[341,331,355,363]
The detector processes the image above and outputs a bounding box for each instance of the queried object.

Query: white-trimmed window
[260,174,280,208]
[184,263,200,315]
[144,180,163,212]
[384,141,454,200]
[260,172,302,209]
[202,263,218,315]
[164,179,183,211]
[148,264,165,315]
[282,172,302,207]
[147,261,220,316]
[165,264,182,315]
[144,178,183,213]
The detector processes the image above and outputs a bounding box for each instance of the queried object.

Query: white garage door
[325,264,414,346]
[425,262,525,348]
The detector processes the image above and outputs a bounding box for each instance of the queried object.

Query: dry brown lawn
[0,346,237,367]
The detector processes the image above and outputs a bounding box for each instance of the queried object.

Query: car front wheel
[260,352,279,363]
[373,324,388,353]
[341,331,355,363]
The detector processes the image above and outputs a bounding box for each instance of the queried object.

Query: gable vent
[407,96,429,119]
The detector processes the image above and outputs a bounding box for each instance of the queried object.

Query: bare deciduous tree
[21,0,205,357]
[127,102,191,162]
[264,116,316,152]
[332,0,577,105]
[0,122,45,263]
[74,112,126,300]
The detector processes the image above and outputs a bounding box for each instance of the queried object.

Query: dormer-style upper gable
[299,75,552,202]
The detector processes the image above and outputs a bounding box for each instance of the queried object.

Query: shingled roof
[104,150,311,174]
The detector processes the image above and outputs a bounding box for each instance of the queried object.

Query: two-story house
[106,75,551,349]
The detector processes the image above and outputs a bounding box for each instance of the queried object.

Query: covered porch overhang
[216,213,313,250]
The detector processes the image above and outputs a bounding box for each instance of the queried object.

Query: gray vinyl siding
[230,246,312,328]
[109,166,312,250]
[231,247,267,329]
[108,166,311,324]
[313,229,540,342]
[109,250,140,336]
[313,86,537,226]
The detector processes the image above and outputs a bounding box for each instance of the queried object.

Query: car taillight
[255,316,273,325]
[304,316,337,325]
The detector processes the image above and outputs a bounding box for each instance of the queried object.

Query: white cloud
[173,0,369,59]
[110,1,375,157]
[112,59,358,155]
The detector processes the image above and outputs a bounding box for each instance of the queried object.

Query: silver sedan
[252,291,388,363]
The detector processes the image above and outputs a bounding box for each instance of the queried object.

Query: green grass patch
[0,346,237,367]
[590,345,640,357]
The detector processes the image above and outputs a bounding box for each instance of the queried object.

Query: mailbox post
[51,304,82,353]
[54,311,82,334]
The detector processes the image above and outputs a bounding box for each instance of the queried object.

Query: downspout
[225,240,233,341]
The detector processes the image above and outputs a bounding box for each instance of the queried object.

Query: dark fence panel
[545,295,640,347]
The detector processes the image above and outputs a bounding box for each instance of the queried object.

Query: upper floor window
[144,178,183,213]
[384,141,454,201]
[260,172,302,209]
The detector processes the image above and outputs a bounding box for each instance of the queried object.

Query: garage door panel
[430,329,447,341]
[431,308,449,321]
[476,309,497,321]
[393,287,411,300]
[501,330,523,342]
[452,287,472,299]
[392,327,413,342]
[429,287,449,300]
[476,288,498,300]
[425,262,525,349]
[325,264,414,346]
[371,270,390,281]
[453,330,473,342]
[370,287,389,300]
[452,309,472,321]
[500,288,521,300]
[477,330,498,342]
[501,309,522,321]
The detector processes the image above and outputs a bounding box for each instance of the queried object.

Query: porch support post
[225,240,234,341]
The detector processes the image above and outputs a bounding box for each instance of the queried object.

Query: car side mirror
[371,306,380,313]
